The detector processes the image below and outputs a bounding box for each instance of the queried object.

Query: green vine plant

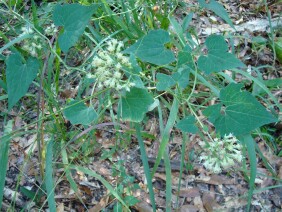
[0,0,280,211]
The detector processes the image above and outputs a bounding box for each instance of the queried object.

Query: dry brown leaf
[193,196,205,212]
[57,203,64,212]
[79,185,92,195]
[3,187,25,207]
[258,142,282,168]
[155,196,166,208]
[91,161,112,179]
[171,136,183,144]
[14,115,24,130]
[154,173,179,185]
[196,174,235,185]
[99,138,115,149]
[89,195,109,212]
[178,188,200,198]
[144,117,158,138]
[133,201,153,212]
[278,164,282,180]
[23,135,38,155]
[180,204,199,212]
[202,193,216,212]
[214,197,247,210]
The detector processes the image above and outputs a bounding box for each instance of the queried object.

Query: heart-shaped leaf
[156,67,190,91]
[5,53,39,110]
[172,67,190,89]
[177,49,194,69]
[53,4,98,52]
[124,29,175,66]
[64,100,98,125]
[176,115,199,133]
[198,35,245,74]
[125,55,144,88]
[203,83,277,136]
[156,73,176,91]
[198,0,234,29]
[118,87,154,122]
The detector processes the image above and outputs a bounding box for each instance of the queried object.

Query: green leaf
[45,139,56,212]
[0,54,5,61]
[169,16,186,46]
[177,49,194,69]
[197,35,245,74]
[172,67,190,89]
[176,115,199,133]
[20,187,38,201]
[203,83,277,136]
[198,0,234,29]
[124,29,175,66]
[53,4,98,52]
[202,104,221,123]
[114,202,122,212]
[156,73,176,91]
[61,141,79,193]
[252,36,267,48]
[0,79,7,92]
[119,88,154,122]
[156,67,190,91]
[0,120,13,209]
[274,37,282,63]
[129,54,142,74]
[6,53,39,110]
[135,123,156,211]
[182,13,194,31]
[241,134,257,211]
[253,78,282,96]
[124,196,140,206]
[64,100,98,125]
[126,55,144,89]
[152,98,179,176]
[263,78,282,88]
[164,151,172,211]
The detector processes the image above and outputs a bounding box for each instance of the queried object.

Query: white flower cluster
[20,23,57,57]
[91,39,134,91]
[198,133,243,174]
[22,39,42,57]
[20,25,42,57]
[44,23,58,36]
[20,25,34,35]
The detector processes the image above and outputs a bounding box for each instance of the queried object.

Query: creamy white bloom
[30,49,36,57]
[37,44,42,50]
[213,162,222,174]
[116,41,124,52]
[198,134,243,173]
[114,71,122,79]
[91,39,133,91]
[116,52,123,60]
[92,57,104,67]
[121,56,130,65]
[109,79,116,88]
[107,45,116,52]
[21,26,44,56]
[44,23,58,36]
[116,63,122,70]
[21,26,34,34]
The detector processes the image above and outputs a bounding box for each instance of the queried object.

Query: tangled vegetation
[0,0,281,211]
